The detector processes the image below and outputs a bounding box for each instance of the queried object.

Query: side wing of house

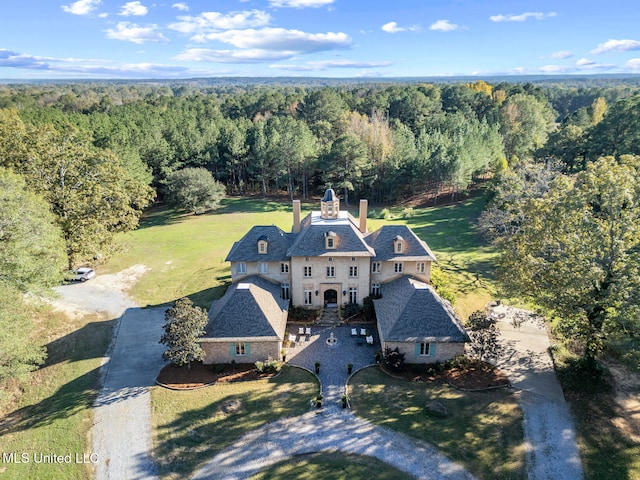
[201,276,289,364]
[374,276,468,363]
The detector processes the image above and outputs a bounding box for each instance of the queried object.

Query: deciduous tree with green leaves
[164,167,226,214]
[497,155,640,368]
[160,298,208,369]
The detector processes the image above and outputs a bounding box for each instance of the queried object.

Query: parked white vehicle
[73,267,96,282]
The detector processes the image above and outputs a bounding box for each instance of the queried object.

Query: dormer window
[257,236,268,254]
[394,235,405,254]
[325,231,337,249]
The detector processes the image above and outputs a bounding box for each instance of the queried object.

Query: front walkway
[285,323,377,408]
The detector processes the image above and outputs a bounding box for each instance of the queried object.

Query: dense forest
[1,76,640,378]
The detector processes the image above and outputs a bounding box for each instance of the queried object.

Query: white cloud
[269,0,334,8]
[171,2,189,11]
[169,10,270,34]
[198,28,351,53]
[490,12,557,22]
[272,59,393,71]
[591,39,640,54]
[429,19,461,32]
[381,22,419,33]
[61,0,101,15]
[119,1,148,16]
[105,22,169,44]
[550,50,573,59]
[174,48,293,63]
[576,58,595,66]
[624,59,640,70]
[0,48,197,78]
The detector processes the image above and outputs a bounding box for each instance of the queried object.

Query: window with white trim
[371,283,381,297]
[419,342,433,356]
[303,266,312,277]
[326,266,335,277]
[281,262,289,274]
[394,262,403,273]
[349,266,358,277]
[281,283,290,300]
[372,261,381,273]
[258,240,268,254]
[416,262,425,274]
[303,289,313,305]
[258,262,268,274]
[349,287,358,304]
[235,342,246,356]
[236,262,246,274]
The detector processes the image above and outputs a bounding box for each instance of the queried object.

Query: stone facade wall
[201,340,282,364]
[290,255,371,308]
[383,341,464,364]
[373,260,431,285]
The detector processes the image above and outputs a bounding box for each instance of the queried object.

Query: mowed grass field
[105,194,496,317]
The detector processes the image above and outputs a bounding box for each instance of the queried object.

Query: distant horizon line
[2,72,640,85]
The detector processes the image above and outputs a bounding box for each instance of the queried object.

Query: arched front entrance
[323,289,337,306]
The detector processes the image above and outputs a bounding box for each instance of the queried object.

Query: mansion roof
[365,224,437,262]
[226,225,294,262]
[374,276,468,343]
[204,276,288,340]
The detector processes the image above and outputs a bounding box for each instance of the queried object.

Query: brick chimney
[293,200,301,233]
[359,199,368,233]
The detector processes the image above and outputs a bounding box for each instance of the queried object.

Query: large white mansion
[226,189,436,308]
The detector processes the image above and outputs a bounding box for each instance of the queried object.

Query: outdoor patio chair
[351,328,357,336]
[366,335,374,345]
[305,327,312,336]
[289,333,296,343]
[360,328,367,336]
[298,327,305,335]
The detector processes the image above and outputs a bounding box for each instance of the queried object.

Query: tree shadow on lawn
[151,368,318,478]
[349,366,526,480]
[0,318,116,435]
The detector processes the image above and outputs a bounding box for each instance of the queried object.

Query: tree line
[1,77,640,382]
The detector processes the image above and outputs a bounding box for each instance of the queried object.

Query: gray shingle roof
[374,276,468,343]
[365,225,436,261]
[322,188,338,202]
[226,225,295,262]
[287,213,375,257]
[205,276,289,340]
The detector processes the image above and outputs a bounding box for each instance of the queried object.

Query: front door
[324,289,337,306]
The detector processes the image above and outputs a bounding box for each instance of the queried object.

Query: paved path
[92,307,166,480]
[193,409,476,480]
[492,305,584,480]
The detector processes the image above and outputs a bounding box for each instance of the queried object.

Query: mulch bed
[156,362,277,390]
[383,360,511,391]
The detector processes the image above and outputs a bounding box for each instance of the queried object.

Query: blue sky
[1,0,639,79]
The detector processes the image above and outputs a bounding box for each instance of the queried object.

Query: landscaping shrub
[255,359,282,374]
[383,347,406,371]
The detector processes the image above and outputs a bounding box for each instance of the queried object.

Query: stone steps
[317,307,341,326]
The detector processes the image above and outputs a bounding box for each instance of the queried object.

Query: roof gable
[374,276,468,343]
[287,214,374,257]
[365,225,436,261]
[205,276,289,339]
[226,225,295,263]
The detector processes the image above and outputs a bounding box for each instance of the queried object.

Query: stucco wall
[229,261,292,285]
[201,340,282,364]
[383,341,464,364]
[373,260,431,285]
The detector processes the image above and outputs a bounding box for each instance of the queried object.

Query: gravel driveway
[52,266,164,480]
[492,305,584,480]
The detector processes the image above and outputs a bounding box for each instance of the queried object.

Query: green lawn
[105,194,495,316]
[0,307,114,480]
[249,452,414,480]
[348,366,526,480]
[150,365,319,479]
